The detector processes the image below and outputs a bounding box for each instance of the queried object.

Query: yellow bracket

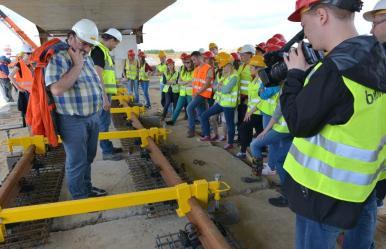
[0,179,231,242]
[7,128,168,154]
[110,106,145,119]
[111,95,134,104]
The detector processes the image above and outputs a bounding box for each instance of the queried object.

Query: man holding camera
[280,0,386,248]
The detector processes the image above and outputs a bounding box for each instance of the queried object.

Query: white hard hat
[104,28,122,42]
[363,0,386,21]
[71,19,99,46]
[240,44,255,54]
[20,44,33,53]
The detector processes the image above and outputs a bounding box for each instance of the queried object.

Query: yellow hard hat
[249,55,266,68]
[158,50,166,58]
[209,42,218,50]
[237,47,242,53]
[215,52,233,69]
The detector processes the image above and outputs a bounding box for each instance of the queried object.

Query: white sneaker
[262,164,276,176]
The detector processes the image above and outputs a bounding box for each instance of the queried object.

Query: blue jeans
[187,95,207,130]
[57,113,99,199]
[295,192,377,249]
[172,95,192,122]
[99,95,114,155]
[201,103,235,144]
[125,79,136,95]
[137,80,151,107]
[250,130,292,185]
[261,113,274,169]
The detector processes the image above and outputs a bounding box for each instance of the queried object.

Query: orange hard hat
[166,58,175,64]
[180,52,191,60]
[273,34,286,43]
[230,52,241,61]
[203,51,215,59]
[128,49,135,57]
[138,51,146,58]
[288,0,321,22]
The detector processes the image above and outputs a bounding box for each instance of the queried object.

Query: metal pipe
[0,145,35,207]
[129,113,232,249]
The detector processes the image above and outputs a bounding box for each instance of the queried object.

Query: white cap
[20,44,33,53]
[363,0,386,21]
[104,28,122,42]
[72,19,99,46]
[240,44,255,54]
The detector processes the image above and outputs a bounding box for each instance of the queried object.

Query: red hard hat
[203,51,215,59]
[166,58,175,64]
[265,37,286,52]
[273,34,286,43]
[128,49,135,57]
[288,0,320,22]
[138,51,146,58]
[180,53,191,60]
[256,42,266,52]
[230,52,241,61]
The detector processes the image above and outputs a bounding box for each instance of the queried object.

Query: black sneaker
[268,196,289,207]
[166,120,175,126]
[113,147,123,154]
[92,186,107,195]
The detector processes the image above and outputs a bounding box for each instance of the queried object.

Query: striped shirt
[45,50,102,116]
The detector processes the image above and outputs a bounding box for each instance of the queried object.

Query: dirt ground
[0,78,384,249]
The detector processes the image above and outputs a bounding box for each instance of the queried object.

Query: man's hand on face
[284,42,312,71]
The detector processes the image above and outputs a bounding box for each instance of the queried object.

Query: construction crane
[0,9,38,49]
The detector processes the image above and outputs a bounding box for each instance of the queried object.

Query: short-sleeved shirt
[91,46,106,68]
[45,50,102,116]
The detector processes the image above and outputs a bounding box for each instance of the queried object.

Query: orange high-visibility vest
[192,63,213,99]
[15,59,33,93]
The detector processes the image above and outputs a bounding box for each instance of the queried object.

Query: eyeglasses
[372,19,386,28]
[76,37,95,49]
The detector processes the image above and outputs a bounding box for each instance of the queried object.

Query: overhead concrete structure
[1,0,175,39]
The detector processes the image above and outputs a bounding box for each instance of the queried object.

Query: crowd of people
[0,0,385,248]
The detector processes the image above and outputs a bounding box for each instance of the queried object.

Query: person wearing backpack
[44,19,106,199]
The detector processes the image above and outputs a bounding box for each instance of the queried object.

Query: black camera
[258,30,324,87]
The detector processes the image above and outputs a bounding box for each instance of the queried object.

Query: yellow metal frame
[116,87,129,96]
[0,180,231,242]
[110,106,145,119]
[7,128,169,154]
[111,95,134,104]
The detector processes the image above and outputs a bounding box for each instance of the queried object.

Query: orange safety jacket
[192,63,213,99]
[26,38,67,147]
[14,59,33,93]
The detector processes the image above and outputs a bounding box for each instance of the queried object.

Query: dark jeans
[162,88,179,119]
[0,78,14,102]
[295,192,377,249]
[237,96,248,128]
[239,114,263,153]
[99,95,114,155]
[57,112,99,199]
[137,80,151,107]
[187,95,207,130]
[201,103,236,144]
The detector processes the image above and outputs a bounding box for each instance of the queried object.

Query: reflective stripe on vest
[139,63,149,81]
[157,64,167,83]
[192,64,213,98]
[258,90,279,116]
[14,60,33,93]
[179,67,193,96]
[219,72,239,108]
[97,43,117,95]
[162,71,179,93]
[283,63,386,203]
[238,64,252,96]
[125,60,137,80]
[247,78,261,115]
[272,115,289,134]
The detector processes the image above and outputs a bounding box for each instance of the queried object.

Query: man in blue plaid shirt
[45,19,106,199]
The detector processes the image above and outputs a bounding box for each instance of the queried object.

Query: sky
[0,0,380,54]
